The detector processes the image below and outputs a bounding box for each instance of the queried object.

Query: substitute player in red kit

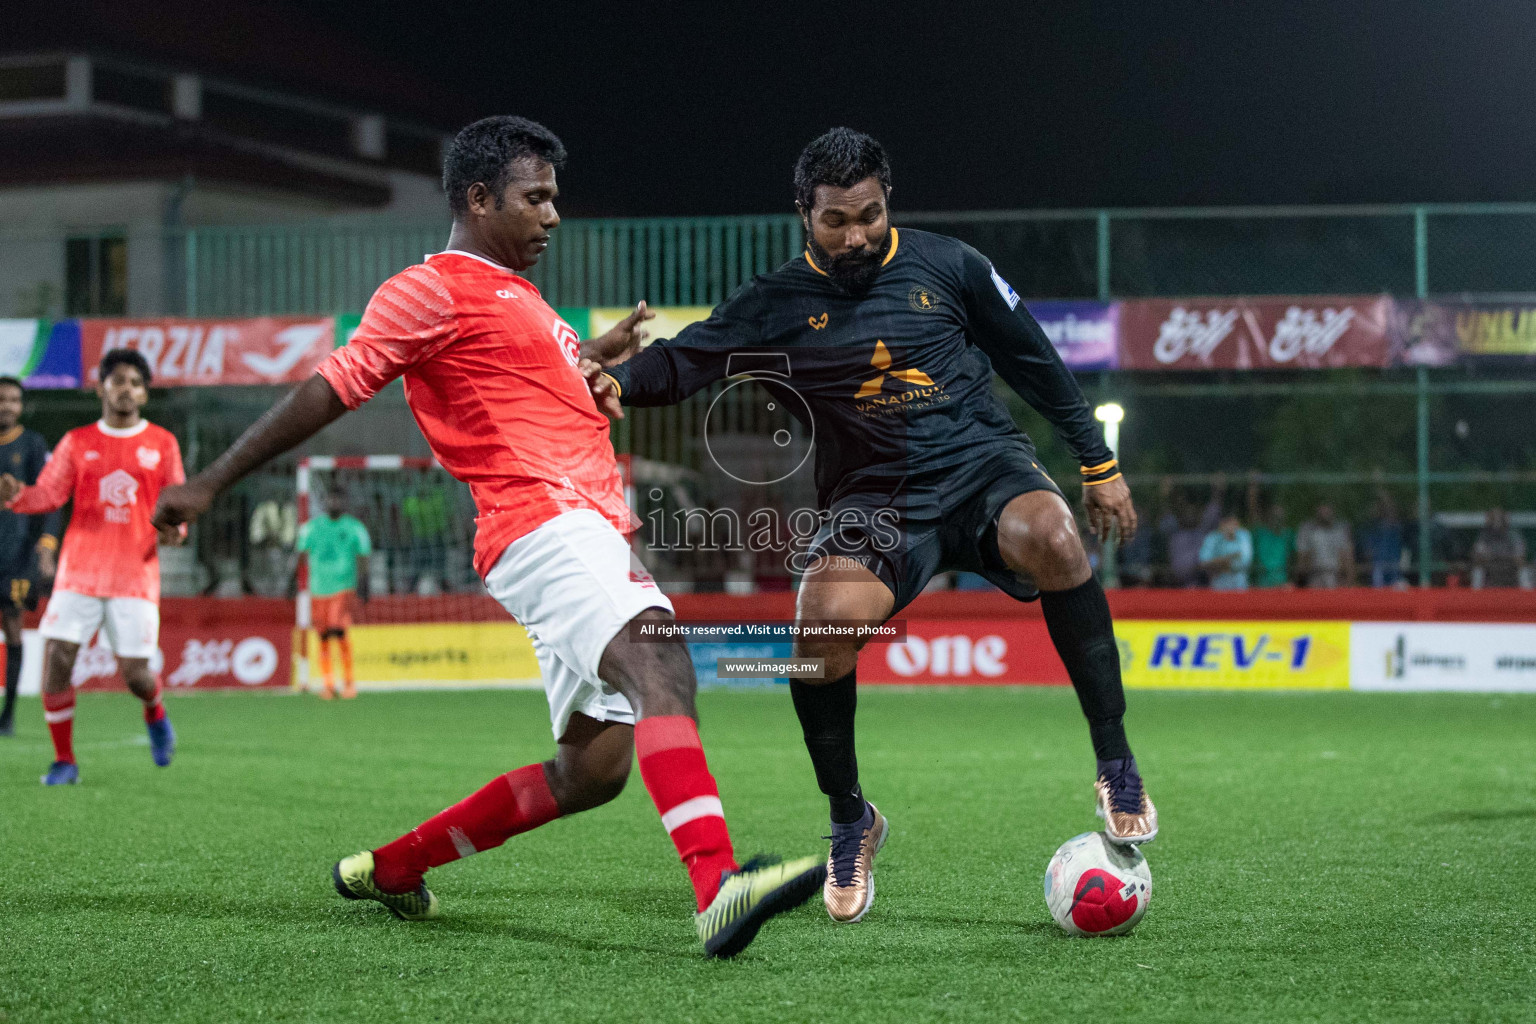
[0,349,185,785]
[153,116,823,958]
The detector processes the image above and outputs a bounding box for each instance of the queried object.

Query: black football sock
[1040,576,1133,762]
[1,642,21,725]
[789,669,866,824]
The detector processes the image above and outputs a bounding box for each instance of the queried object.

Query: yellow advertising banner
[303,622,542,689]
[589,306,714,345]
[1117,620,1350,690]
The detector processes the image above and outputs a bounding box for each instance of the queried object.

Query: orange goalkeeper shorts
[311,592,354,633]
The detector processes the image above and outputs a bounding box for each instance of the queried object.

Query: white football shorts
[39,590,160,659]
[484,509,673,740]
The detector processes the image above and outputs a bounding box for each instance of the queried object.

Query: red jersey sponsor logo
[98,469,138,523]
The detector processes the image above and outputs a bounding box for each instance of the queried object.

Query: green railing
[10,201,1536,316]
[902,202,1536,300]
[177,215,805,315]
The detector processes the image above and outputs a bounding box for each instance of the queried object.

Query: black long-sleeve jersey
[0,426,60,572]
[606,227,1112,500]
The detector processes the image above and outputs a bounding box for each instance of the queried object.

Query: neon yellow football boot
[332,850,440,921]
[695,854,826,958]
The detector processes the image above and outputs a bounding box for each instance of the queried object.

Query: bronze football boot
[823,802,889,923]
[1095,755,1159,844]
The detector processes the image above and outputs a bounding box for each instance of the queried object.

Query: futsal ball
[1043,831,1152,937]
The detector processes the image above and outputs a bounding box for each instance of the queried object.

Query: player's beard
[809,230,892,292]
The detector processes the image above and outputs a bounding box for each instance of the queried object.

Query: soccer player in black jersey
[585,128,1155,923]
[0,376,60,736]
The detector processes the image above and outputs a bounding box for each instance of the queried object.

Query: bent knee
[579,761,631,807]
[1002,515,1086,573]
[548,760,630,813]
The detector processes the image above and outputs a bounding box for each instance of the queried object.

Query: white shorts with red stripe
[39,590,160,659]
[484,509,673,740]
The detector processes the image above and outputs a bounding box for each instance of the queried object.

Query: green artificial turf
[1,687,1533,1023]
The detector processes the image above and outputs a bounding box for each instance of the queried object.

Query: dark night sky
[12,1,1536,217]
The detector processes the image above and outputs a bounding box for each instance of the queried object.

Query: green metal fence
[902,203,1536,300]
[176,215,805,315]
[11,201,1536,315]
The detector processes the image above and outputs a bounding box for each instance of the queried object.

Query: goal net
[294,456,542,692]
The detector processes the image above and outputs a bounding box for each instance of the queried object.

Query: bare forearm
[197,374,347,493]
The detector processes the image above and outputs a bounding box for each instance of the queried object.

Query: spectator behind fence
[1158,476,1223,587]
[1246,476,1294,587]
[1118,513,1154,587]
[1296,504,1355,588]
[1361,493,1406,588]
[1471,507,1527,588]
[1199,513,1252,590]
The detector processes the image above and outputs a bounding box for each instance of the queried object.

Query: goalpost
[293,455,542,693]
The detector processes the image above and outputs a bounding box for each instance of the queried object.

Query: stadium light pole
[1095,402,1125,587]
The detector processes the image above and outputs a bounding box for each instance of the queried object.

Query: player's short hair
[0,375,22,395]
[99,348,153,387]
[443,116,568,216]
[794,128,892,212]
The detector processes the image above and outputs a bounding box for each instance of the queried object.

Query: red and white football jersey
[9,419,185,601]
[318,250,632,578]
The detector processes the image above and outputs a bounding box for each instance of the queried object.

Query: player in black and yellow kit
[586,129,1155,924]
[0,376,60,736]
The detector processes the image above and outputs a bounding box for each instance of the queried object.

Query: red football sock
[141,679,166,724]
[338,636,355,687]
[635,716,738,911]
[42,690,76,764]
[372,763,560,894]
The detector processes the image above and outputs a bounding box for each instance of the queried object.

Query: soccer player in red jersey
[153,116,823,958]
[0,349,185,785]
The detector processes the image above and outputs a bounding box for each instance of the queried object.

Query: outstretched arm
[593,282,764,412]
[154,375,347,529]
[958,247,1136,541]
[2,432,77,514]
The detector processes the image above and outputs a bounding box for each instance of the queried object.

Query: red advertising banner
[80,317,335,386]
[55,597,292,692]
[1117,296,1394,370]
[858,618,1067,686]
[71,620,290,692]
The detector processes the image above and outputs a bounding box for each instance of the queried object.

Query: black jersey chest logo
[856,340,936,399]
[908,285,941,313]
[808,312,829,330]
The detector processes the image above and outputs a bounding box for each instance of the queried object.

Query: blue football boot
[147,716,176,767]
[41,760,79,785]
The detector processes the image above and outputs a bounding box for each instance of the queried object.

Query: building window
[0,61,66,102]
[386,127,447,176]
[94,65,172,115]
[202,87,353,158]
[65,235,128,316]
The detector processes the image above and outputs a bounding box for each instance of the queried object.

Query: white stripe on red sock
[659,795,724,834]
[446,826,477,859]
